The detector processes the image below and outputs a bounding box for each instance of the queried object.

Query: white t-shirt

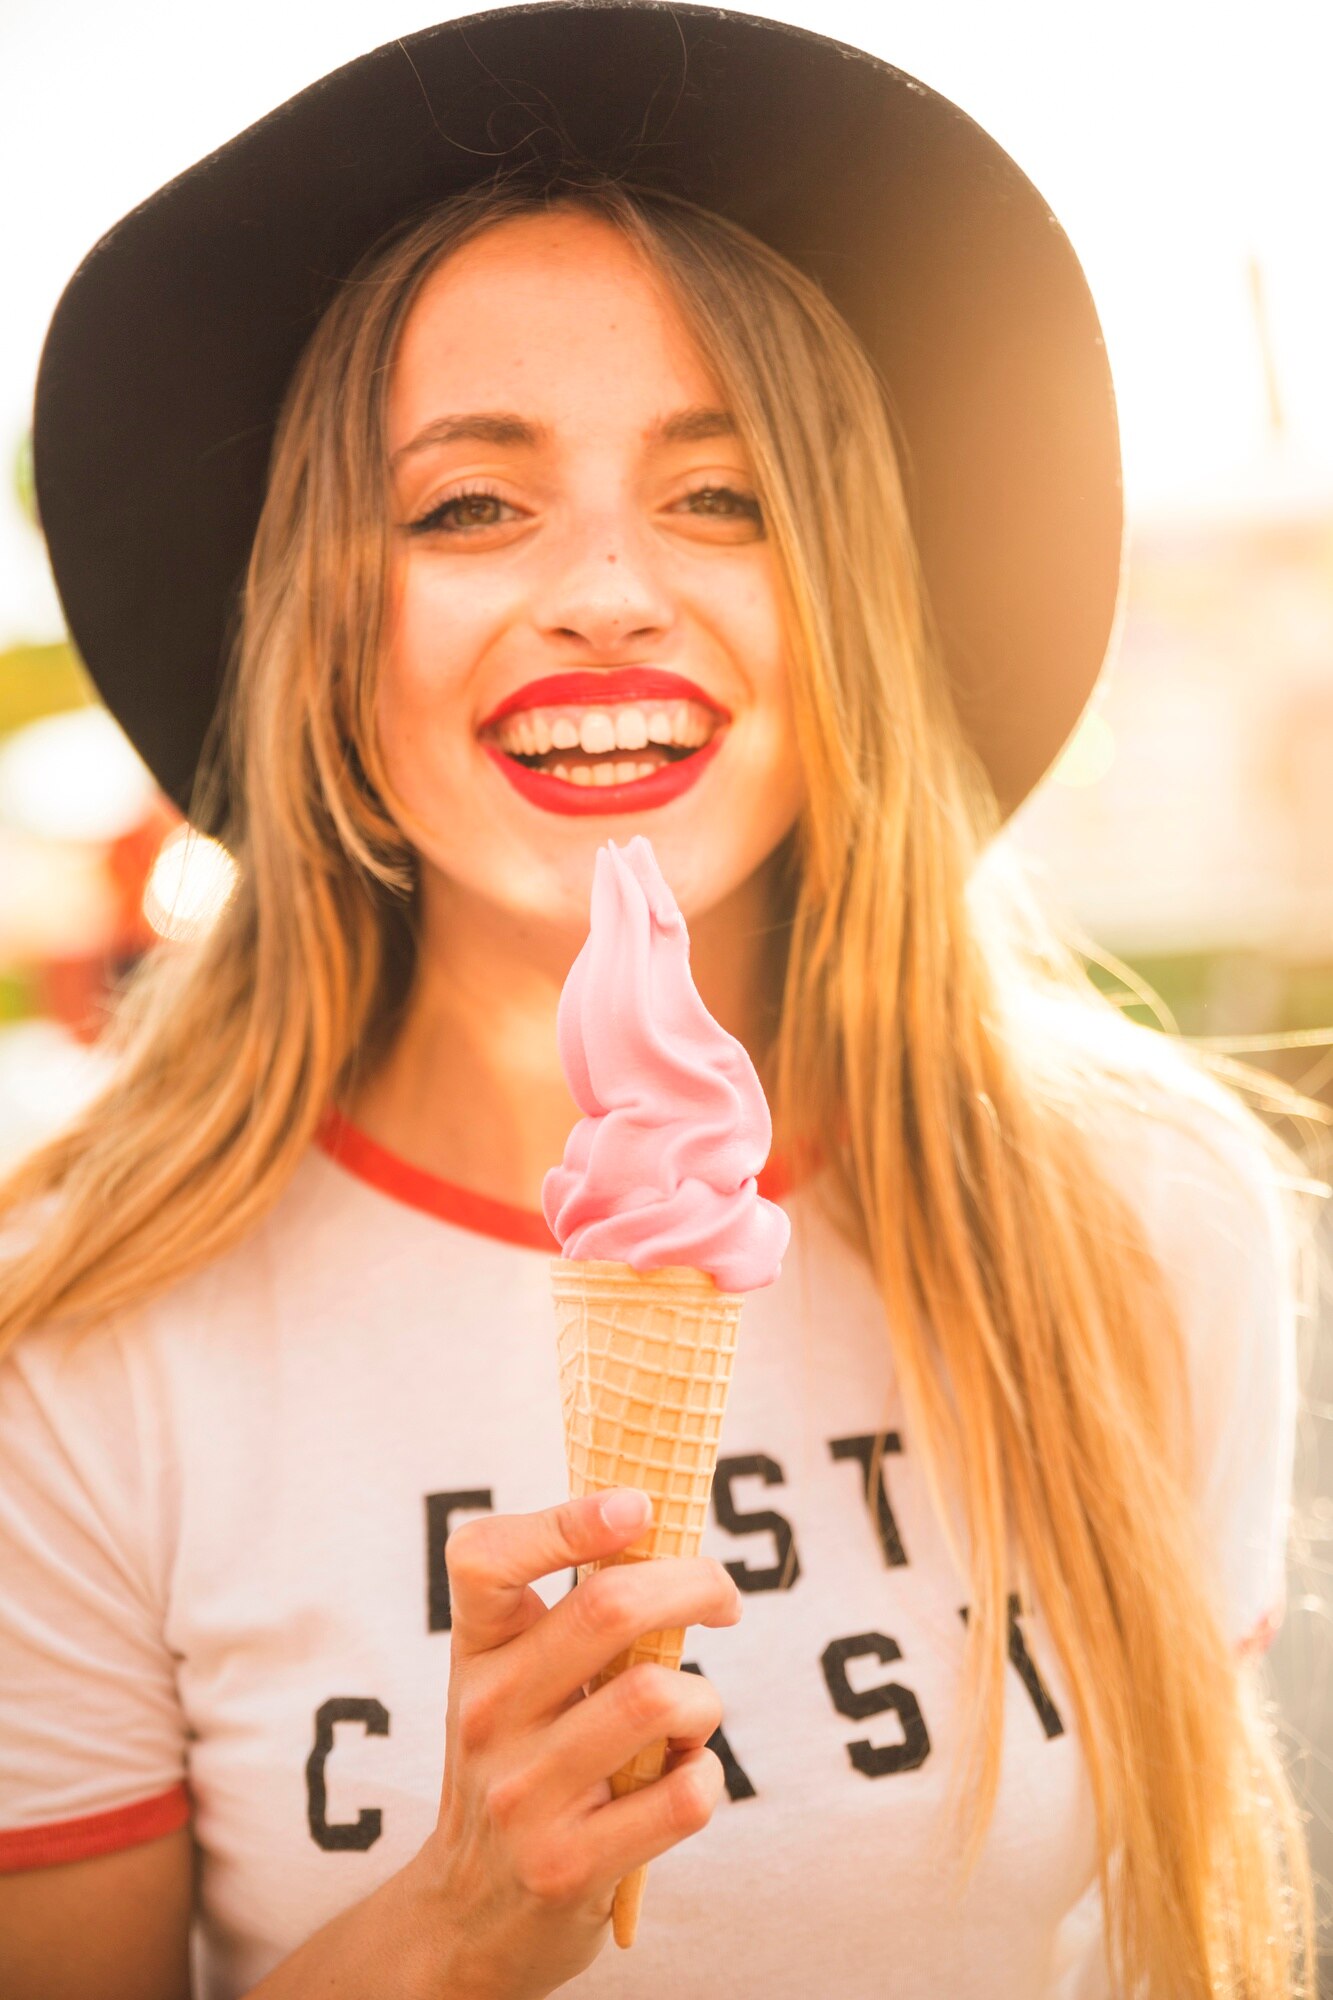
[0,1094,1296,2000]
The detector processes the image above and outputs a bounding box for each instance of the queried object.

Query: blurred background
[3,0,1331,1981]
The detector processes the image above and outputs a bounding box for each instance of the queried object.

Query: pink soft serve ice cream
[541,836,789,1292]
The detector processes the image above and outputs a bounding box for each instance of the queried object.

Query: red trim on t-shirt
[317,1108,559,1250]
[315,1106,810,1251]
[0,1780,191,1873]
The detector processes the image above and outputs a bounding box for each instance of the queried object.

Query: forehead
[386,208,721,442]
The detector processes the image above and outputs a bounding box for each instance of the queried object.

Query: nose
[530,506,677,656]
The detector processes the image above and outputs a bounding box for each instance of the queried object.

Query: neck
[347,853,788,1213]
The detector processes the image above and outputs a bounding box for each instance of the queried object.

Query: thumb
[446,1488,654,1654]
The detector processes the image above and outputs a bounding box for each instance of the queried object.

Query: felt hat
[32,1,1124,820]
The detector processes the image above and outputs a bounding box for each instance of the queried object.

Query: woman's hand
[407,1487,742,1999]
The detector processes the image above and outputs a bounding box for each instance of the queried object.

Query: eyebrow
[389,404,737,468]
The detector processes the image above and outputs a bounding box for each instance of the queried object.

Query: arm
[240,1848,462,2000]
[0,1825,194,2000]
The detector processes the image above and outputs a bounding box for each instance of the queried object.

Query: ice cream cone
[551,1255,743,1948]
[543,841,787,1944]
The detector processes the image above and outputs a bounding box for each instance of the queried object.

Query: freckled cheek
[377,566,504,756]
[732,592,792,752]
[718,569,795,718]
[725,570,803,803]
[374,584,488,788]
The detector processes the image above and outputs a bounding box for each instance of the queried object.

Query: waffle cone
[550,1256,743,1948]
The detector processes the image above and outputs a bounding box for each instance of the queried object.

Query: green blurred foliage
[1088,950,1333,1106]
[13,430,36,531]
[1108,952,1333,1040]
[0,640,93,738]
[0,971,34,1023]
[4,430,91,733]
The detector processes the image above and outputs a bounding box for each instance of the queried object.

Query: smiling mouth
[503,741,699,786]
[481,698,722,788]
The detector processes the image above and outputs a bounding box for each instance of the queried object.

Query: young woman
[0,8,1317,1998]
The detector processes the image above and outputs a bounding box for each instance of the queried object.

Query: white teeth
[579,712,617,755]
[542,754,669,787]
[493,698,719,756]
[673,702,708,747]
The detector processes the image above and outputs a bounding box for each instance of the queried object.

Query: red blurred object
[32,797,180,1043]
[107,797,181,954]
[34,956,113,1045]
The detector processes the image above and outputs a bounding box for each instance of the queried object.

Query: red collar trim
[314,1106,805,1251]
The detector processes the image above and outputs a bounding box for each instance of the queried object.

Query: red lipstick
[478,668,729,731]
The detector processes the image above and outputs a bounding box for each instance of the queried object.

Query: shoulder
[1018,996,1312,1646]
[1014,986,1308,1281]
[0,1144,354,1387]
[1095,1021,1303,1304]
[1027,992,1309,1482]
[1011,987,1311,1445]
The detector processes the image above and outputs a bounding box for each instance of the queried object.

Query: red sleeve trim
[0,1780,191,1873]
[1236,1604,1283,1659]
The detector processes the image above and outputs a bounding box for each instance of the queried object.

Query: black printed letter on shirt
[828,1432,908,1566]
[307,1698,388,1851]
[821,1633,931,1777]
[426,1489,493,1632]
[712,1454,801,1591]
[682,1661,758,1800]
[959,1594,1064,1739]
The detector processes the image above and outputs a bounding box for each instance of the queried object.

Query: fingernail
[600,1488,652,1531]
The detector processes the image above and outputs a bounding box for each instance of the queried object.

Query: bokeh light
[0,708,155,843]
[142,826,238,943]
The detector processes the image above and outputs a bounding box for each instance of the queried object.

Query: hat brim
[32,1,1124,820]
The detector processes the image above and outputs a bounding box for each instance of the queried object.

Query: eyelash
[406,481,764,536]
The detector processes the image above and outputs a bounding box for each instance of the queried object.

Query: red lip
[481,730,725,816]
[478,669,730,732]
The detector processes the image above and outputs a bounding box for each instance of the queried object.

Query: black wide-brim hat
[32,0,1124,821]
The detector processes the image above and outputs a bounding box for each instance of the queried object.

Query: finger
[580,1746,727,1885]
[446,1489,653,1655]
[496,1555,742,1724]
[492,1664,724,1826]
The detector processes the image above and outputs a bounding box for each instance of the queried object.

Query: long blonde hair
[2,173,1318,1994]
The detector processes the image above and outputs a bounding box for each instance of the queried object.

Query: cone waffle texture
[551,1256,744,1942]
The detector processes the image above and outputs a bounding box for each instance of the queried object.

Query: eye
[406,486,519,536]
[404,480,763,538]
[677,483,764,527]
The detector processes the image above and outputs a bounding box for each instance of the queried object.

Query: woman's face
[379,205,805,940]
